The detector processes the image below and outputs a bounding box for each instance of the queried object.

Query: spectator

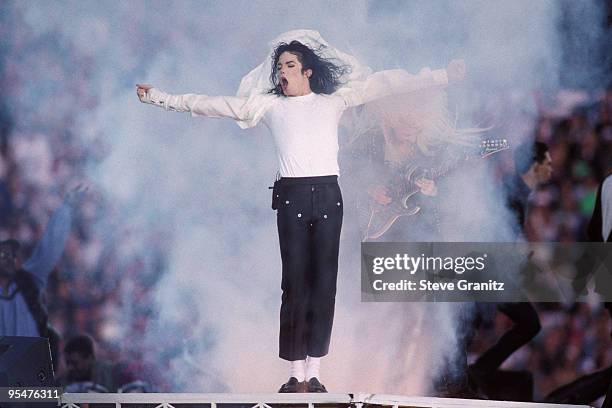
[61,333,133,392]
[0,185,85,364]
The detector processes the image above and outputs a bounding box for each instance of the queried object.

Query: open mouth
[281,77,288,88]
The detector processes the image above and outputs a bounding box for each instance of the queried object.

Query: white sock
[290,360,306,382]
[306,356,321,380]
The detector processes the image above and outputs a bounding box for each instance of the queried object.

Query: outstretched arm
[22,185,86,287]
[338,59,465,108]
[136,84,262,123]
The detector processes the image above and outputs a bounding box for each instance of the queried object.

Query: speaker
[0,336,54,386]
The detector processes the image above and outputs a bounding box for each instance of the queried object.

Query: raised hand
[368,185,393,205]
[415,178,438,197]
[136,84,154,102]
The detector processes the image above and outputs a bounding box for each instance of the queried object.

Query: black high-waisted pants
[275,175,343,361]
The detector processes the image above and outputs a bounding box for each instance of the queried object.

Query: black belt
[277,175,338,186]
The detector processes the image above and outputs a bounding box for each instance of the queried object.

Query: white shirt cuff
[147,88,167,107]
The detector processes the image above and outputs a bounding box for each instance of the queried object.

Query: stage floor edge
[59,392,593,407]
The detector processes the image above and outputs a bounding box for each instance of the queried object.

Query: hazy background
[1,0,610,395]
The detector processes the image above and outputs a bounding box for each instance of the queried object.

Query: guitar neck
[408,139,509,182]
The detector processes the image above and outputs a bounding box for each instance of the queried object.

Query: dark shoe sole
[278,379,308,393]
[307,378,328,393]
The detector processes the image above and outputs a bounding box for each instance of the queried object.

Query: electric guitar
[363,139,509,240]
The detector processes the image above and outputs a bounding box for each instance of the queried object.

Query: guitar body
[362,139,509,241]
[363,164,423,240]
[364,199,421,240]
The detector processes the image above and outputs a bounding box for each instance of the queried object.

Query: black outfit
[545,366,612,405]
[275,176,343,360]
[504,173,532,237]
[471,302,541,374]
[470,172,541,400]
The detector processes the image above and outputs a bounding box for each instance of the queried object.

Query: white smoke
[4,0,608,395]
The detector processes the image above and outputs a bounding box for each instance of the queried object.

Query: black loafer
[278,377,301,393]
[307,377,327,393]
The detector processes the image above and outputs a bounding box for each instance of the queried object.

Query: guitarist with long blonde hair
[348,89,488,242]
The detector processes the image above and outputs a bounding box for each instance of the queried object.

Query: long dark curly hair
[268,41,350,96]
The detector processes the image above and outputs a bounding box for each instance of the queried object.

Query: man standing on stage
[137,29,464,392]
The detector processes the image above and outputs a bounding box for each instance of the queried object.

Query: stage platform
[59,392,593,408]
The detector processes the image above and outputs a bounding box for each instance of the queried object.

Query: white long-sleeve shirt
[145,68,448,177]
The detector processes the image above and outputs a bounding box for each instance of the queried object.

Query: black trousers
[472,302,541,373]
[275,176,343,361]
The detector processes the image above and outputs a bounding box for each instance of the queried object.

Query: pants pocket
[271,180,281,210]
